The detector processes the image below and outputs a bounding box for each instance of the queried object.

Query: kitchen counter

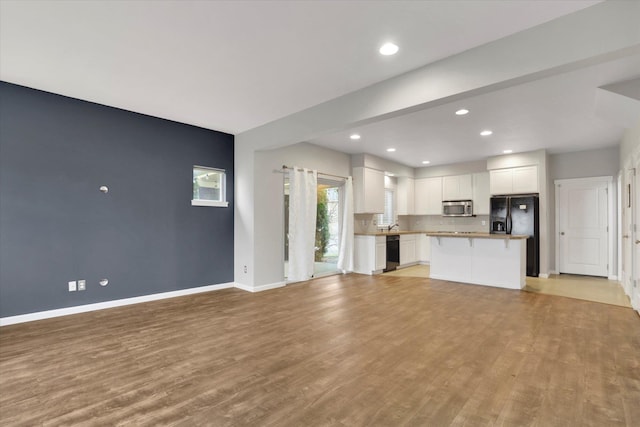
[429,233,526,289]
[426,231,528,240]
[355,230,431,236]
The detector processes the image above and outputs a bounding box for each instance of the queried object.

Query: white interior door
[557,178,609,277]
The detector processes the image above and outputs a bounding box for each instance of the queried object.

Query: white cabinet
[375,236,386,271]
[442,174,473,201]
[490,169,513,195]
[354,235,386,275]
[414,177,443,215]
[397,177,415,215]
[353,167,384,213]
[490,166,538,195]
[472,172,490,215]
[400,234,417,266]
[512,166,538,193]
[417,234,431,263]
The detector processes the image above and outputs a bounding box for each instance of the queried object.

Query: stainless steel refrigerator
[490,194,540,277]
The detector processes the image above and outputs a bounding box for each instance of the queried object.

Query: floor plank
[1,273,639,426]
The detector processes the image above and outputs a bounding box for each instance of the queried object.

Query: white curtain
[288,167,317,282]
[337,176,354,273]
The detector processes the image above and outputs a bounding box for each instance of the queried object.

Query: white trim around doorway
[554,176,616,280]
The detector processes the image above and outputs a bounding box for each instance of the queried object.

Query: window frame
[192,166,229,208]
[377,188,395,226]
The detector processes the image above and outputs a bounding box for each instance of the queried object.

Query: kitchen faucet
[388,223,399,232]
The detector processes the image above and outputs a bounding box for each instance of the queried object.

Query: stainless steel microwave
[442,200,473,217]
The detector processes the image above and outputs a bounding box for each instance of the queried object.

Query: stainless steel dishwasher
[384,235,400,272]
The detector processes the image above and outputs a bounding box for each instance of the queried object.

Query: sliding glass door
[284,177,343,280]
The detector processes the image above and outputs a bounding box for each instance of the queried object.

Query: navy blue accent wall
[0,82,234,317]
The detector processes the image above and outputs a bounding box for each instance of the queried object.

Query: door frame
[554,176,615,279]
[633,155,640,311]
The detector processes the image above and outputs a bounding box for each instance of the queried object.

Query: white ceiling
[2,0,637,168]
[311,53,640,167]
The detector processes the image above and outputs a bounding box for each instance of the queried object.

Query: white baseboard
[0,282,234,327]
[235,281,286,293]
[548,270,558,275]
[1,279,294,326]
[538,273,549,279]
[608,275,618,281]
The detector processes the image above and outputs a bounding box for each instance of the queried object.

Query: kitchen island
[426,232,528,289]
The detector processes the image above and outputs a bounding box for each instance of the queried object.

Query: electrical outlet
[243,265,247,274]
[78,280,86,291]
[68,281,77,292]
[481,220,486,226]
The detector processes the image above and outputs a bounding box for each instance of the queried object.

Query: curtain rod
[281,165,348,180]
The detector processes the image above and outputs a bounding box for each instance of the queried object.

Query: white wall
[414,160,487,179]
[547,147,620,273]
[620,118,640,164]
[550,147,620,179]
[253,143,351,287]
[352,153,415,178]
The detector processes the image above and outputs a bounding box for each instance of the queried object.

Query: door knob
[560,232,565,235]
[636,240,640,244]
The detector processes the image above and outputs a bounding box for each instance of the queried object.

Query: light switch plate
[68,281,77,292]
[78,280,86,291]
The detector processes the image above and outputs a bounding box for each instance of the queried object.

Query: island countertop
[426,232,528,240]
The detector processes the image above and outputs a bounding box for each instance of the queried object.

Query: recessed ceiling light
[379,42,399,56]
[350,134,361,140]
[455,109,469,115]
[503,149,513,154]
[386,148,396,152]
[422,160,431,164]
[480,130,493,136]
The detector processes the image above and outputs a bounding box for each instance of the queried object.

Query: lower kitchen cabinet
[375,237,386,271]
[400,234,417,266]
[418,234,431,263]
[355,233,429,274]
[354,235,386,275]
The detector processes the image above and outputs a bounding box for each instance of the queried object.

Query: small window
[192,166,228,207]
[377,189,395,226]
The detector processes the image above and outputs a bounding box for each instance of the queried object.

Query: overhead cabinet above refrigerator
[489,166,538,195]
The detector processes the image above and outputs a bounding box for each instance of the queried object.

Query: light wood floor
[387,265,632,308]
[1,274,639,426]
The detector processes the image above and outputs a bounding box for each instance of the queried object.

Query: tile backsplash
[403,214,490,233]
[354,214,383,233]
[354,214,490,233]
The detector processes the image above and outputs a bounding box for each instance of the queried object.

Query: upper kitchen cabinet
[414,177,442,215]
[353,167,384,213]
[397,177,415,215]
[489,166,538,195]
[472,172,490,215]
[442,174,473,201]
